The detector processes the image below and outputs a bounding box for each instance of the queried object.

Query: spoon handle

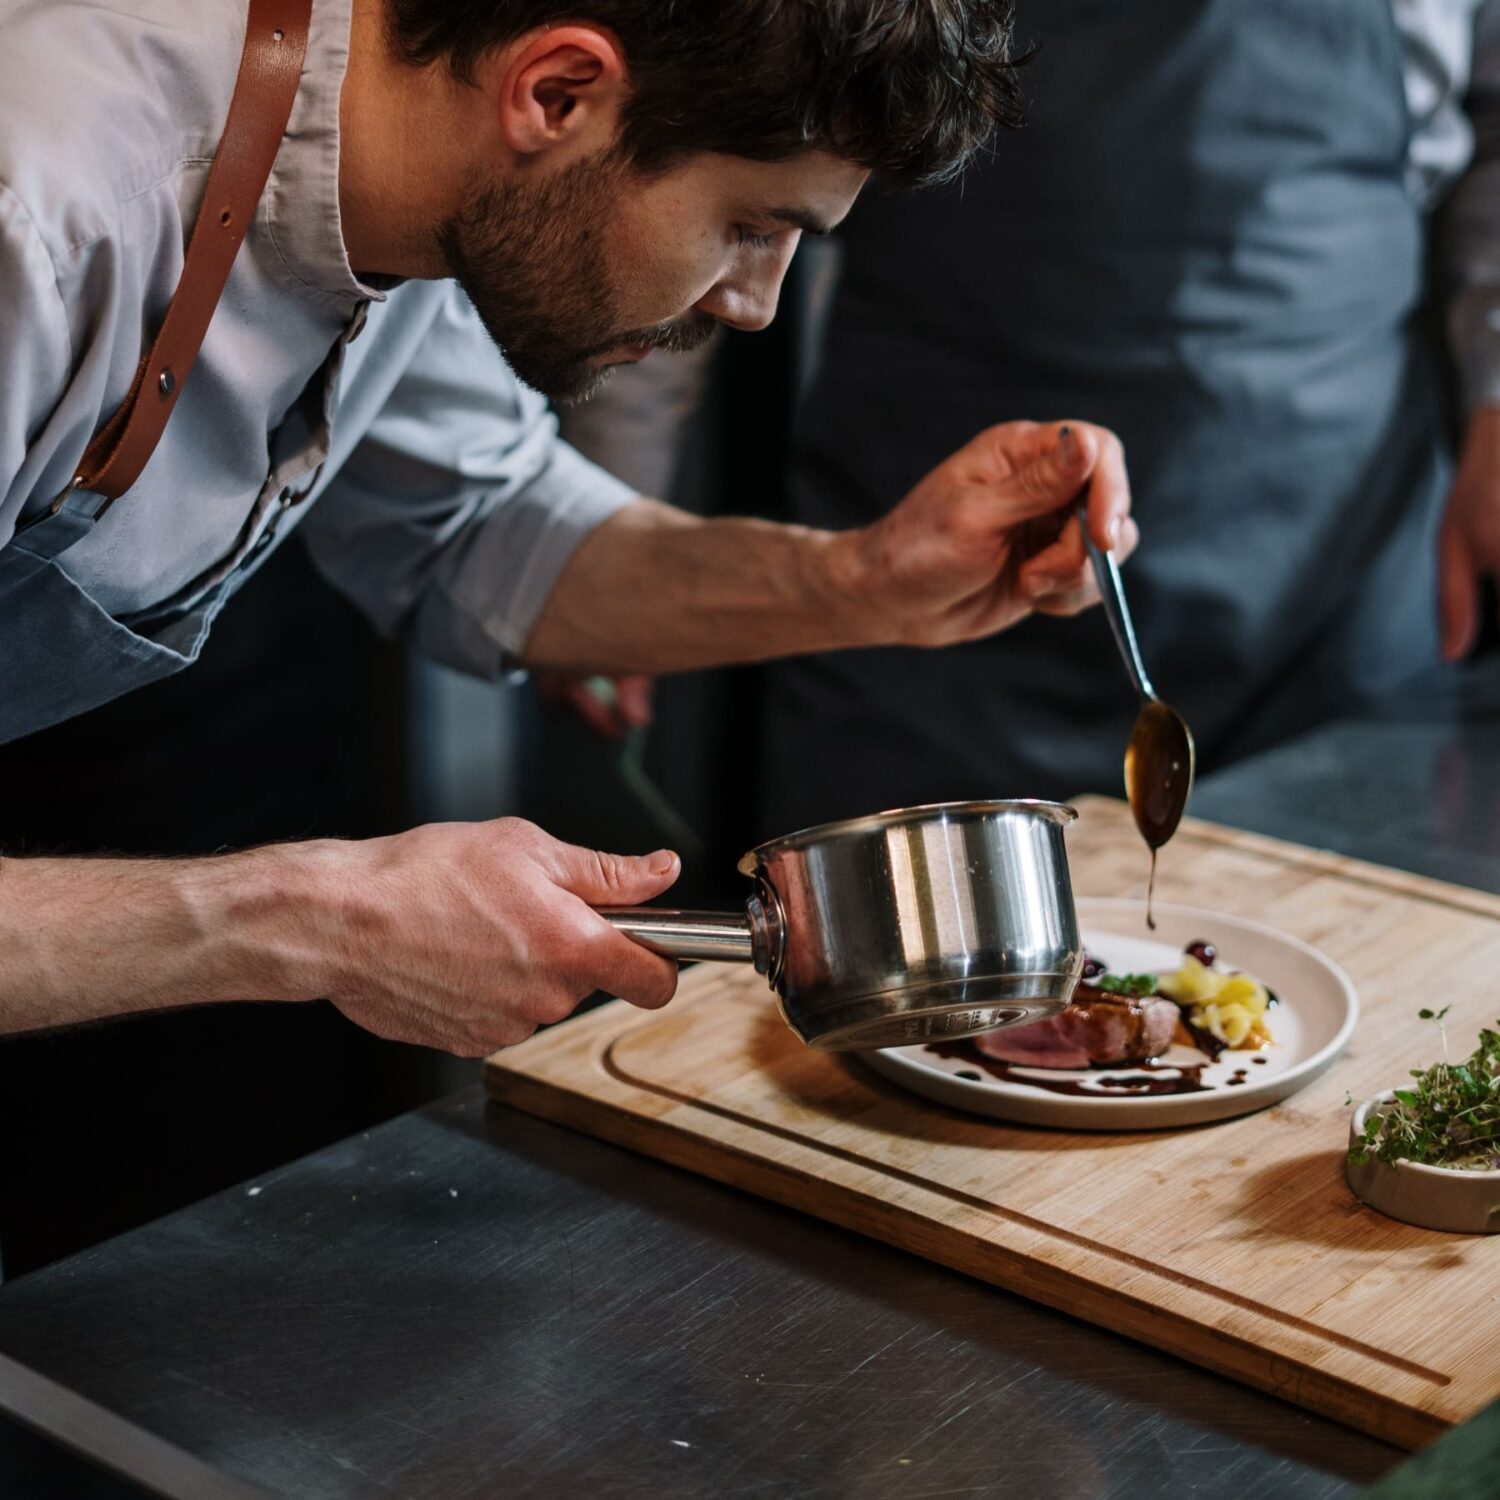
[1076,499,1157,702]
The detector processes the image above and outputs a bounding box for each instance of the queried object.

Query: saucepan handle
[600,908,757,964]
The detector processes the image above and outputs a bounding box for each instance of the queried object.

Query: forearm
[0,843,342,1035]
[522,499,878,674]
[522,420,1134,674]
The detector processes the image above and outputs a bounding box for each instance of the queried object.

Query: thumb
[1001,424,1095,523]
[1439,516,1478,663]
[548,841,681,907]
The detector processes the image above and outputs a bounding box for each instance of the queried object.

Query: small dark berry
[1185,940,1216,967]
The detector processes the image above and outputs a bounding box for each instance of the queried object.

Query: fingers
[1078,427,1132,554]
[537,674,653,741]
[1439,517,1478,664]
[998,423,1097,523]
[1019,515,1140,612]
[577,922,681,1011]
[543,834,682,1007]
[562,679,629,740]
[544,836,682,907]
[613,675,655,730]
[974,421,1133,550]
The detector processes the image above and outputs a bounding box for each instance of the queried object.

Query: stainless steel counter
[0,1093,1399,1499]
[1189,662,1500,896]
[5,666,1500,1498]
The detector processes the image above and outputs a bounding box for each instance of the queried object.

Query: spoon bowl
[1074,497,1197,857]
[1125,697,1195,849]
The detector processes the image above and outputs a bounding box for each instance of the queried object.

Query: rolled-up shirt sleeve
[300,284,637,677]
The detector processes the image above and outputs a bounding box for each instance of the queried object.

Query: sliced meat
[975,985,1179,1069]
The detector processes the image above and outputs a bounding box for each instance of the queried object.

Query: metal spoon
[1075,502,1195,901]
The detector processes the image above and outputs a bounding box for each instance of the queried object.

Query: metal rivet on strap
[49,476,84,516]
[158,369,175,396]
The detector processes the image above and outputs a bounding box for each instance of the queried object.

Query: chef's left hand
[845,419,1137,648]
[1439,405,1500,662]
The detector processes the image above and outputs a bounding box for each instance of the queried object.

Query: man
[750,0,1500,836]
[0,0,1136,1053]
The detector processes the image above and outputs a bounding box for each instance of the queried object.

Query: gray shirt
[1,0,1498,684]
[0,0,633,678]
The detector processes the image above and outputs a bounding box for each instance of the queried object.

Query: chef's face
[439,147,866,403]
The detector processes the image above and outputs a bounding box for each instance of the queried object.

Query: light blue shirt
[0,0,634,684]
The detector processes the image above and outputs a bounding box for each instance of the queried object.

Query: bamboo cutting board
[486,796,1500,1449]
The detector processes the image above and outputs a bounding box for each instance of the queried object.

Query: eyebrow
[766,206,837,236]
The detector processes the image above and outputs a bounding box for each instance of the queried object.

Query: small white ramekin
[1346,1090,1500,1234]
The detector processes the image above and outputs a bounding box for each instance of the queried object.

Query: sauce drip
[1123,699,1194,930]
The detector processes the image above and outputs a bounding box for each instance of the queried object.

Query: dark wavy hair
[386,0,1025,185]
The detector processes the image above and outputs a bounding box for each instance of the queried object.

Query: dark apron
[760,0,1450,836]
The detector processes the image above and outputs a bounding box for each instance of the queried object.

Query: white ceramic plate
[861,898,1359,1130]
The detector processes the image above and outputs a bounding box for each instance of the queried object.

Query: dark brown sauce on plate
[1178,1014,1228,1062]
[924,948,1279,1102]
[928,1040,1212,1097]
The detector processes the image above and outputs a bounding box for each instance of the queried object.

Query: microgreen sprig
[1094,972,1159,998]
[1348,1010,1500,1172]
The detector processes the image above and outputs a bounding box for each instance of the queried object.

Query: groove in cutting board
[487,797,1500,1450]
[596,1025,1447,1386]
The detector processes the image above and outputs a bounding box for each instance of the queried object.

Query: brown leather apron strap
[62,0,313,512]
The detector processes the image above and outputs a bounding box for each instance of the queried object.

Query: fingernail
[647,849,678,876]
[1108,516,1123,551]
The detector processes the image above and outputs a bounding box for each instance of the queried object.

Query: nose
[696,277,781,333]
[697,242,798,333]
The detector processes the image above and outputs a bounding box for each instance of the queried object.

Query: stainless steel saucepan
[601,800,1083,1051]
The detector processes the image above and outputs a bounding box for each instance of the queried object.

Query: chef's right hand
[844,420,1136,647]
[320,819,681,1056]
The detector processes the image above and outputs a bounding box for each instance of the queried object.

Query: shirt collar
[261,0,385,309]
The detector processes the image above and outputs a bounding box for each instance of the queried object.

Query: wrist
[816,525,893,650]
[199,839,361,1004]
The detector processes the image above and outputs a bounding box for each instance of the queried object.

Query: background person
[757,0,1500,833]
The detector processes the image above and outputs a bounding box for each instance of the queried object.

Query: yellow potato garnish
[1158,955,1273,1049]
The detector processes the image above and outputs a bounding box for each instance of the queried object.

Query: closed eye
[737,227,775,250]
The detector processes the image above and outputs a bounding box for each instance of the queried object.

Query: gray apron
[0,347,340,744]
[0,492,238,741]
[760,0,1450,837]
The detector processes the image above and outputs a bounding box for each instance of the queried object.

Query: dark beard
[438,152,718,404]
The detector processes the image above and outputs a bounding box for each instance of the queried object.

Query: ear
[488,25,628,158]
